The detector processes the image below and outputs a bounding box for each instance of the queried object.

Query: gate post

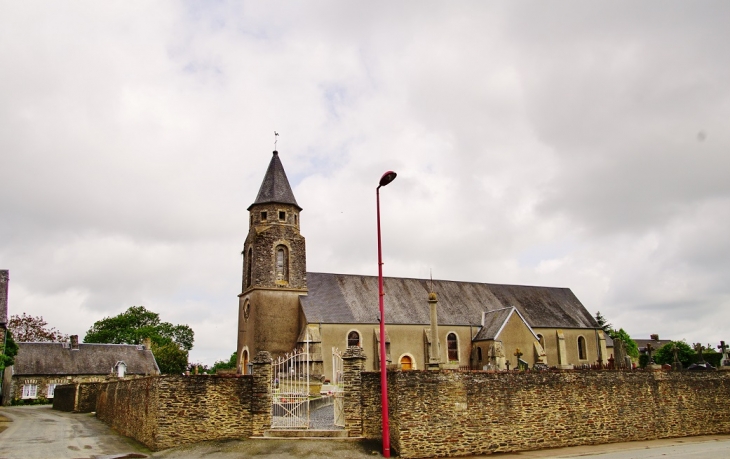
[251,351,272,436]
[342,346,367,437]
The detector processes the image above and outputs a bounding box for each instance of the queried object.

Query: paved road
[1,405,730,459]
[0,405,148,459]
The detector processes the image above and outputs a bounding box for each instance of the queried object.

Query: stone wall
[52,384,76,411]
[96,375,255,451]
[361,370,730,458]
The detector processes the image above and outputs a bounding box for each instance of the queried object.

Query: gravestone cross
[671,343,682,370]
[645,343,655,365]
[694,343,706,364]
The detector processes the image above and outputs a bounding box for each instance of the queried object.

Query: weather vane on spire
[274,131,279,150]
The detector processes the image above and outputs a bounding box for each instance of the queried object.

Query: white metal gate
[271,346,310,429]
[332,347,345,428]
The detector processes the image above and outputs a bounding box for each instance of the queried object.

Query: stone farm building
[2,335,159,405]
[237,151,611,381]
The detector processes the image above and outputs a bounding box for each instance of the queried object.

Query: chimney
[142,337,152,350]
[650,334,659,341]
[70,335,79,350]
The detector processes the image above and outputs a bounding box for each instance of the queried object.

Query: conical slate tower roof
[248,151,301,211]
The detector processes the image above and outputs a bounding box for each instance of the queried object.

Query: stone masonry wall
[361,370,730,459]
[52,384,77,412]
[96,375,255,451]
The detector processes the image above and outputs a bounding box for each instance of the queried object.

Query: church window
[241,349,249,375]
[279,210,286,221]
[246,248,253,288]
[400,355,413,371]
[347,330,361,348]
[294,214,298,225]
[250,214,253,225]
[447,333,459,362]
[537,334,544,348]
[261,211,267,221]
[578,336,587,360]
[477,347,482,362]
[22,384,38,399]
[275,245,289,282]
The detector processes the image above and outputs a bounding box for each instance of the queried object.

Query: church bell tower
[236,150,307,373]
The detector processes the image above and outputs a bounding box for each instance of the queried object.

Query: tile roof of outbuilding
[12,342,160,376]
[300,272,599,329]
[249,151,301,211]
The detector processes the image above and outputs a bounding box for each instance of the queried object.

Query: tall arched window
[246,248,253,288]
[477,347,483,362]
[242,349,249,375]
[578,336,587,360]
[447,333,459,362]
[275,245,288,282]
[347,330,360,348]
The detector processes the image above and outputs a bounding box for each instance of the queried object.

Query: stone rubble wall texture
[96,375,254,451]
[361,370,730,459]
[51,384,77,412]
[51,382,101,412]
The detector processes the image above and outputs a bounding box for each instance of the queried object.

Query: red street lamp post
[376,170,397,458]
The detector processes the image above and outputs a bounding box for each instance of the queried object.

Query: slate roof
[248,151,301,211]
[0,270,8,326]
[300,272,599,329]
[12,342,160,376]
[473,308,513,341]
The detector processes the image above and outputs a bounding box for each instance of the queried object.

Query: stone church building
[237,151,609,381]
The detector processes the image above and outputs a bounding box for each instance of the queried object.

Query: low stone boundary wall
[361,370,730,458]
[94,352,272,451]
[96,375,254,451]
[52,384,77,412]
[52,382,101,412]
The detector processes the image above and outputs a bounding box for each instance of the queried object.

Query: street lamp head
[379,171,397,188]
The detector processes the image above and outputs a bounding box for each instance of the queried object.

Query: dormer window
[260,211,267,221]
[279,211,286,221]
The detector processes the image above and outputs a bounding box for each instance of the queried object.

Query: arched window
[537,334,544,348]
[246,248,253,288]
[578,336,587,360]
[477,347,483,362]
[275,245,288,282]
[242,349,249,375]
[400,355,413,371]
[447,333,459,362]
[347,330,360,348]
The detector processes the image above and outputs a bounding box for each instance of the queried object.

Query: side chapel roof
[12,342,160,376]
[248,151,301,211]
[300,272,599,329]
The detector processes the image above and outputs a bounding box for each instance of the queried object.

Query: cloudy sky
[2,1,729,365]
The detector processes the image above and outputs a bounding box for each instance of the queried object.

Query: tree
[1,331,19,372]
[152,342,189,375]
[209,351,237,374]
[654,340,694,368]
[594,311,612,333]
[83,306,194,374]
[8,313,68,342]
[608,328,639,359]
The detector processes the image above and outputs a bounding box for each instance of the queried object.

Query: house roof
[248,151,301,211]
[300,272,599,329]
[0,270,8,326]
[12,342,160,376]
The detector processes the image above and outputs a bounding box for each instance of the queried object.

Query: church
[236,151,609,380]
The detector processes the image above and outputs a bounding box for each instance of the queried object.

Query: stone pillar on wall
[251,351,272,436]
[597,330,608,365]
[556,329,573,369]
[342,346,367,437]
